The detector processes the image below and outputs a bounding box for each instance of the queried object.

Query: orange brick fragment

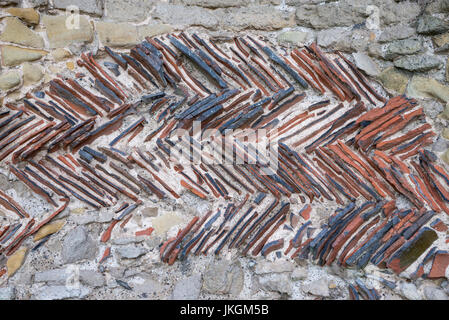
[135,227,154,237]
[181,179,207,199]
[428,252,449,279]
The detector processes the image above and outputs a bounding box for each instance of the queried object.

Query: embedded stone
[7,247,27,277]
[277,31,309,46]
[384,38,423,60]
[5,8,40,24]
[51,48,72,61]
[423,286,449,300]
[378,24,416,43]
[303,277,330,297]
[377,67,409,94]
[352,52,380,77]
[348,29,373,52]
[33,219,66,241]
[380,0,421,25]
[33,285,90,300]
[66,61,75,70]
[34,268,68,284]
[116,245,147,259]
[407,76,449,103]
[317,27,370,52]
[400,282,422,300]
[432,136,449,153]
[137,24,173,41]
[132,278,164,296]
[80,270,105,287]
[61,226,97,264]
[153,4,220,30]
[145,235,161,249]
[22,62,44,86]
[222,6,295,31]
[294,3,365,29]
[367,43,384,59]
[316,27,352,51]
[104,0,156,22]
[255,260,295,274]
[425,0,449,14]
[202,260,243,296]
[422,100,445,119]
[433,32,449,49]
[258,273,292,295]
[96,22,139,47]
[444,128,449,140]
[417,15,449,35]
[42,15,94,48]
[0,70,21,91]
[142,207,158,217]
[0,287,15,300]
[394,54,443,72]
[291,266,308,280]
[1,45,47,67]
[0,17,44,48]
[171,274,202,300]
[71,207,86,215]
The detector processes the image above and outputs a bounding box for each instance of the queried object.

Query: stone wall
[0,0,448,300]
[1,0,449,149]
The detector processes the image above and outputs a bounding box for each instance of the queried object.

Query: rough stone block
[171,274,202,300]
[1,45,47,67]
[5,8,40,24]
[137,24,173,41]
[152,4,220,29]
[0,17,44,48]
[96,21,139,47]
[0,70,22,91]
